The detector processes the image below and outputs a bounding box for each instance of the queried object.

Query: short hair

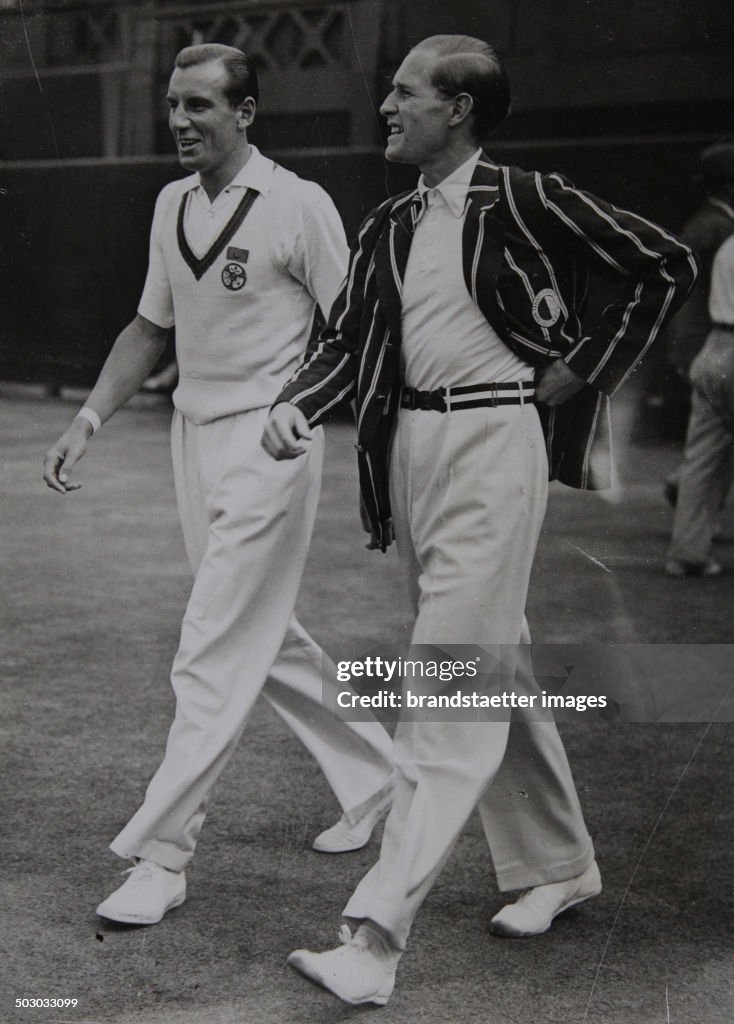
[413,35,510,142]
[174,44,259,107]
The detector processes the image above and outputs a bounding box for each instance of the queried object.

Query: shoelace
[337,924,400,978]
[338,924,369,949]
[119,862,155,888]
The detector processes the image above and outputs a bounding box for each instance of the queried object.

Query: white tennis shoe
[287,925,399,1005]
[312,793,392,853]
[96,859,186,925]
[489,860,602,937]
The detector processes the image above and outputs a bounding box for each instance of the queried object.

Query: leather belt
[400,381,535,413]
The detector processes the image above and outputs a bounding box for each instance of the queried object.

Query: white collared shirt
[401,149,532,389]
[709,234,734,325]
[178,148,275,254]
[138,145,348,424]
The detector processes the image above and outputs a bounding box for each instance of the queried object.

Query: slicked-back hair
[174,44,259,107]
[414,35,510,142]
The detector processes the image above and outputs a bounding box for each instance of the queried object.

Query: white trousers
[111,408,393,871]
[342,404,594,949]
[668,329,734,565]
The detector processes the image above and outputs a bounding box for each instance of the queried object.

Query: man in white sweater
[42,43,393,926]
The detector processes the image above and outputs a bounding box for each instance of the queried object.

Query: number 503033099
[16,998,79,1008]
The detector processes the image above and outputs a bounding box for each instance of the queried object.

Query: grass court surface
[2,387,733,1023]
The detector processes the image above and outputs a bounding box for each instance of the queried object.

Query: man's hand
[42,417,93,493]
[261,403,313,460]
[535,360,585,405]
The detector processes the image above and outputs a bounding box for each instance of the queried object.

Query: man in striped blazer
[263,34,696,1005]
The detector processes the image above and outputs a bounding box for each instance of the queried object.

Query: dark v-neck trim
[177,188,260,281]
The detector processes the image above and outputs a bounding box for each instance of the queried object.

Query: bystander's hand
[42,417,93,493]
[261,402,313,459]
[535,360,585,405]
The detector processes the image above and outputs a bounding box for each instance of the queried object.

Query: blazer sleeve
[535,171,698,394]
[275,202,387,424]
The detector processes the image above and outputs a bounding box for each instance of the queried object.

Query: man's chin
[177,148,202,170]
[384,140,410,165]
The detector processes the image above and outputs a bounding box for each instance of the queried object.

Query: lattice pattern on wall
[157,4,350,72]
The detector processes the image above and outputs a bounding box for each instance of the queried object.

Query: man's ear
[237,97,256,129]
[448,92,474,129]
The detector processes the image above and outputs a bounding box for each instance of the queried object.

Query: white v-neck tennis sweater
[138,146,348,424]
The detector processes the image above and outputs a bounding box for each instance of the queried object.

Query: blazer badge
[532,288,562,328]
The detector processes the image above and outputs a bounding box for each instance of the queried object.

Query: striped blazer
[277,154,697,551]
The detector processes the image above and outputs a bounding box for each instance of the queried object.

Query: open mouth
[178,138,200,152]
[387,125,403,137]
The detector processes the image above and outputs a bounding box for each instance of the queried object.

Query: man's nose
[170,105,190,130]
[380,91,396,117]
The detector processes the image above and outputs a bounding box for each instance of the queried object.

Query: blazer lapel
[373,161,507,345]
[462,157,507,338]
[374,192,421,344]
